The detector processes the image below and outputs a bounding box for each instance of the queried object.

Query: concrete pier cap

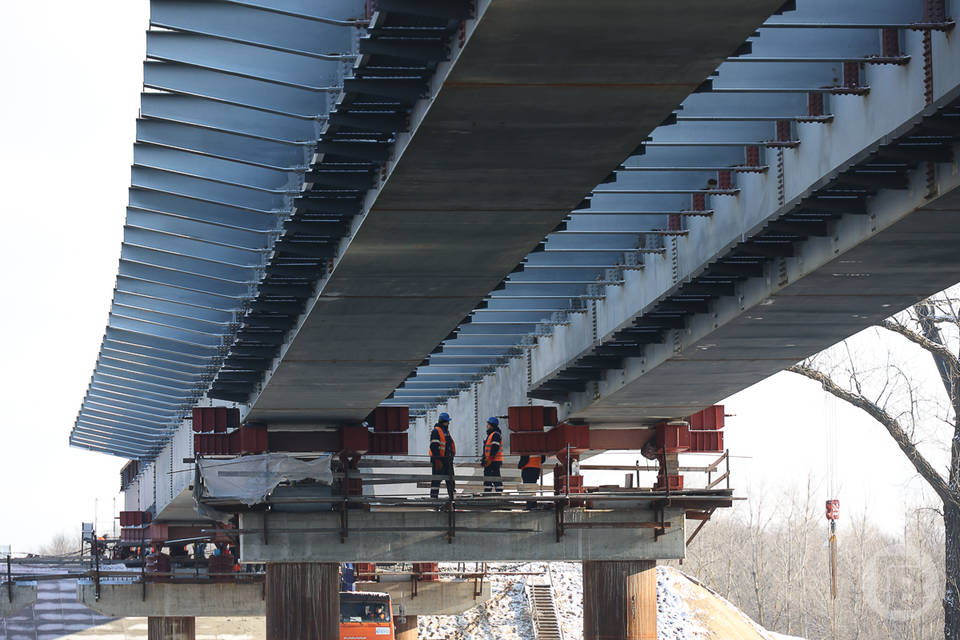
[239,507,685,563]
[77,581,265,618]
[357,577,491,616]
[76,578,490,618]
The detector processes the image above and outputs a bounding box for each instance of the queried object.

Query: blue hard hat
[487,416,499,427]
[439,412,451,422]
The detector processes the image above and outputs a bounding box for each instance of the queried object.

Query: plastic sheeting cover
[199,453,333,506]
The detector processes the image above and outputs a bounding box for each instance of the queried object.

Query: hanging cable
[824,392,840,640]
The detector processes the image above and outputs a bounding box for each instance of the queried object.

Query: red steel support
[717,170,732,190]
[775,119,792,142]
[807,92,824,117]
[843,62,861,90]
[882,28,901,58]
[924,0,947,23]
[413,562,439,582]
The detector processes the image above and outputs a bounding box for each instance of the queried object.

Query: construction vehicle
[340,591,395,639]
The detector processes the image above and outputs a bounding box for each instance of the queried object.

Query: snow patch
[418,563,714,639]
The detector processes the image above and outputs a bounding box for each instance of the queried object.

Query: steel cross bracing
[383,0,954,416]
[72,0,473,459]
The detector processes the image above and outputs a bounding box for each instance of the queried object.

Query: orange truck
[340,591,395,640]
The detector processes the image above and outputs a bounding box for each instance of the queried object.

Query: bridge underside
[247,0,784,424]
[570,130,960,423]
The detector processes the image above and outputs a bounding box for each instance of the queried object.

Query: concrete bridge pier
[395,615,418,640]
[147,616,195,640]
[265,562,339,640]
[583,560,657,640]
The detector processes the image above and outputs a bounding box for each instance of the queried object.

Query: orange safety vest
[429,427,455,458]
[522,455,543,471]
[484,431,503,464]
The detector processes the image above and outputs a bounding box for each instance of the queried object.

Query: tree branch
[788,363,958,509]
[880,319,960,371]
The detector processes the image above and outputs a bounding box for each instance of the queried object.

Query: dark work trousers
[521,467,541,509]
[430,458,455,500]
[483,461,503,493]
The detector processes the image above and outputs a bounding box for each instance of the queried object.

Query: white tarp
[198,453,334,506]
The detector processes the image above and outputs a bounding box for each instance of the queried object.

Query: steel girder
[388,0,943,411]
[73,0,474,458]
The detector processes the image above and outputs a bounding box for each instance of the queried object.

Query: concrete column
[583,560,656,640]
[265,562,339,640]
[395,614,418,640]
[147,616,195,640]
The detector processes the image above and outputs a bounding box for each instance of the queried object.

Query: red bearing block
[369,407,409,432]
[655,473,684,491]
[146,523,169,543]
[369,432,408,455]
[346,477,363,496]
[208,555,234,575]
[656,422,690,453]
[120,527,144,543]
[213,407,228,433]
[546,423,590,452]
[239,425,268,455]
[507,406,558,432]
[413,562,439,582]
[355,562,377,580]
[192,408,205,433]
[121,510,152,526]
[509,431,546,454]
[689,430,723,452]
[340,425,370,454]
[553,468,584,494]
[687,405,724,430]
[192,407,241,433]
[146,553,171,574]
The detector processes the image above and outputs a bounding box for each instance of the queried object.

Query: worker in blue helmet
[429,412,456,501]
[481,417,503,493]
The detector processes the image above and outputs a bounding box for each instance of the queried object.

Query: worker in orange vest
[429,413,456,501]
[482,417,503,493]
[518,454,546,509]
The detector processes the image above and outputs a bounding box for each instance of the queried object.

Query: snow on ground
[419,563,716,640]
[418,563,537,640]
[657,566,710,640]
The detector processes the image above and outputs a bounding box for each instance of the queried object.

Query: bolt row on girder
[387,0,954,411]
[73,0,475,458]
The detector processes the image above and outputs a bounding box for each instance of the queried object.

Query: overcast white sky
[0,2,948,554]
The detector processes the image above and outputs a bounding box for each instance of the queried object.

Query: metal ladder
[527,577,564,640]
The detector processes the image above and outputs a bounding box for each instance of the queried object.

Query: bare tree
[680,480,943,639]
[38,530,78,556]
[789,294,960,640]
